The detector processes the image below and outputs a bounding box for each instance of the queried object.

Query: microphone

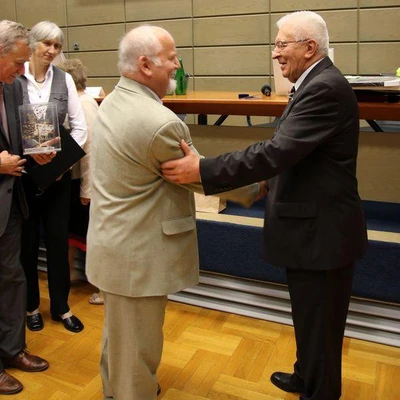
[261,84,272,96]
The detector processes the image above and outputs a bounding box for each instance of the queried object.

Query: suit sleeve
[200,78,344,195]
[149,119,259,207]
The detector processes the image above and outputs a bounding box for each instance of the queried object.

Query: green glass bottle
[175,58,187,95]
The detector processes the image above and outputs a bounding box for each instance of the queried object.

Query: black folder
[25,126,86,190]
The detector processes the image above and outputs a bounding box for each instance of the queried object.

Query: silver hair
[0,20,29,55]
[118,25,167,75]
[29,20,64,50]
[277,11,329,56]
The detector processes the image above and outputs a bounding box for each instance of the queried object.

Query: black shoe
[52,315,84,333]
[270,372,304,394]
[27,313,44,331]
[157,383,161,395]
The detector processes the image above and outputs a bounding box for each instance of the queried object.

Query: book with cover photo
[25,125,86,190]
[19,102,61,155]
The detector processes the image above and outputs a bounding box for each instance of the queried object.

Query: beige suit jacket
[86,77,258,297]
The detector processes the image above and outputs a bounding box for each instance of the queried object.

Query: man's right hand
[161,140,201,184]
[0,150,26,176]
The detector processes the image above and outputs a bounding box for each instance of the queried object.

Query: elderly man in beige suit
[86,26,262,400]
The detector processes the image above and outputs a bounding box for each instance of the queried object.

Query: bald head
[118,25,174,75]
[117,25,179,99]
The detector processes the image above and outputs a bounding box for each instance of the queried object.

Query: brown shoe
[4,350,49,372]
[0,370,23,395]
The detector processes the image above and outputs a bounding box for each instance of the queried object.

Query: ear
[305,39,318,59]
[138,55,152,77]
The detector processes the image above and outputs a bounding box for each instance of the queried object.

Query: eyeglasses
[274,39,310,50]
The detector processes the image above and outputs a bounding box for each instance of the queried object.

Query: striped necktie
[0,84,10,143]
[288,86,296,101]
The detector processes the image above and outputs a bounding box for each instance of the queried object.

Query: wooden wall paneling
[16,0,66,28]
[66,0,125,26]
[125,0,192,22]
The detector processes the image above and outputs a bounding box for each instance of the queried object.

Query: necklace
[35,77,45,84]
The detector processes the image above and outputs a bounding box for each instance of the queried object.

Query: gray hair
[59,58,88,91]
[0,20,29,55]
[277,11,329,56]
[118,25,167,75]
[29,20,64,50]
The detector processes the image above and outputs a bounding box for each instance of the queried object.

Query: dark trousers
[286,262,355,400]
[20,172,71,316]
[0,200,26,370]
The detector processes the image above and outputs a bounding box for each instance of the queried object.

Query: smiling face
[33,39,62,67]
[0,40,30,84]
[152,35,180,98]
[148,32,180,98]
[272,24,313,83]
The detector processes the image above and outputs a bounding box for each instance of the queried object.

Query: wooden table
[162,90,400,131]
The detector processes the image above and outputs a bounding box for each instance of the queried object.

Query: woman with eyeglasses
[18,21,87,333]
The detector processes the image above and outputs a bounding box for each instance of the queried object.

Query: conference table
[162,89,400,131]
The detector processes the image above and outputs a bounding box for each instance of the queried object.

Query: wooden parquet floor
[3,271,400,399]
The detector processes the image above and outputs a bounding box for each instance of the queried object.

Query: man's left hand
[81,197,90,205]
[255,180,268,201]
[30,152,57,165]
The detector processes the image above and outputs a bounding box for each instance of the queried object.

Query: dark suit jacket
[0,80,28,236]
[201,57,368,271]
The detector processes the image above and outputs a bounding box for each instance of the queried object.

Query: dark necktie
[288,86,296,101]
[0,84,10,143]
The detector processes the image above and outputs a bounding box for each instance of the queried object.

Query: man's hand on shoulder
[0,150,26,176]
[161,139,201,184]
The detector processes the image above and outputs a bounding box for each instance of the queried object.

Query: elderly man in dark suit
[162,10,368,400]
[0,20,51,395]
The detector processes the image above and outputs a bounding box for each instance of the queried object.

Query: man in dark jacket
[161,10,368,400]
[0,20,53,395]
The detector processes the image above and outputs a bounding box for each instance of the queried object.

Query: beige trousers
[101,291,167,400]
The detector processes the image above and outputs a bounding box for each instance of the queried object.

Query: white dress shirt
[294,58,324,91]
[23,62,87,147]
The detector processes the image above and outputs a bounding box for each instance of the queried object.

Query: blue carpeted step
[221,199,400,233]
[197,199,400,304]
